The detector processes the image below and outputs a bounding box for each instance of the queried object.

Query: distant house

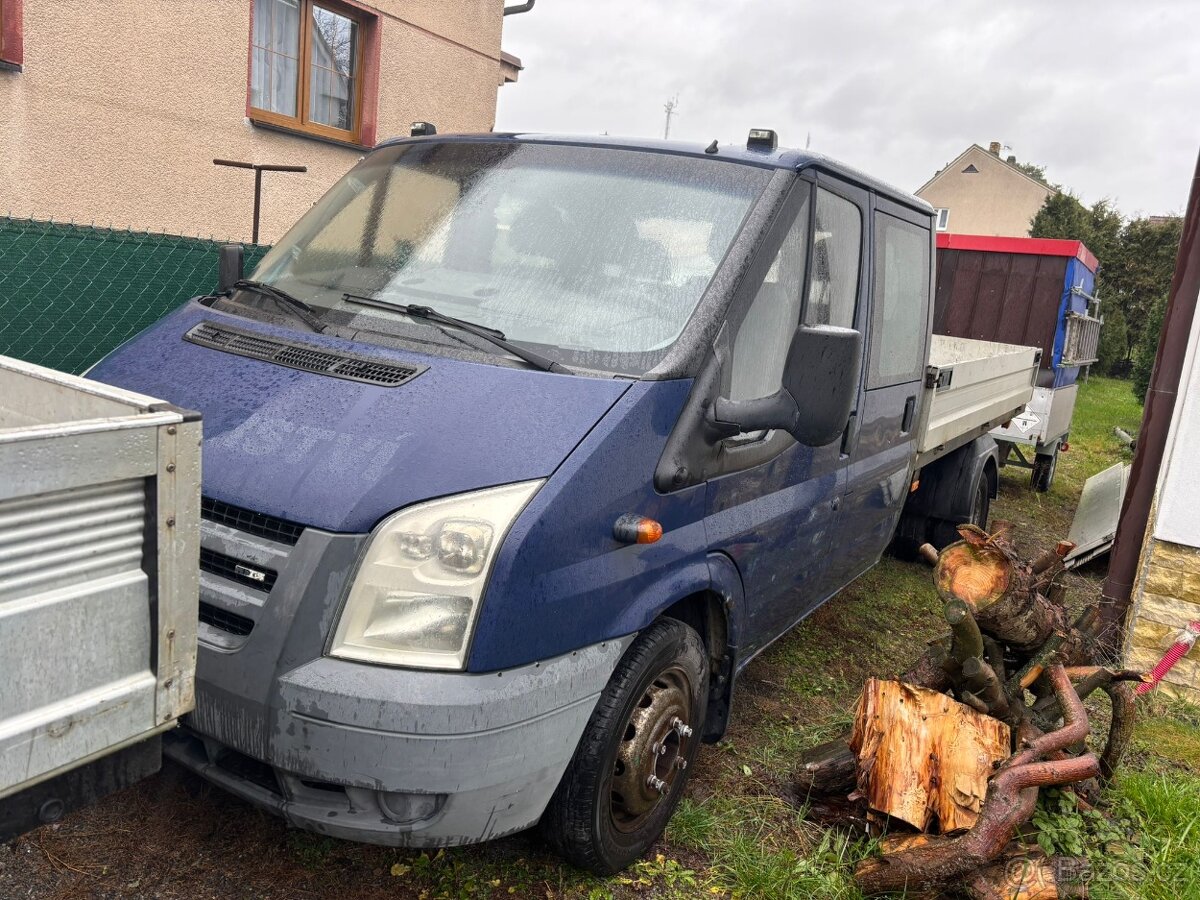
[917,142,1056,238]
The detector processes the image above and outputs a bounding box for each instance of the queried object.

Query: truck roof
[377,132,932,215]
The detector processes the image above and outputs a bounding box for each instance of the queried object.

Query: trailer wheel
[1031,449,1058,493]
[540,619,707,874]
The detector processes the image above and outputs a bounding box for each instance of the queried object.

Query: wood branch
[855,751,1100,893]
[968,854,1091,900]
[849,679,1010,833]
[947,599,985,663]
[961,656,1012,720]
[1007,667,1090,767]
[795,738,858,796]
[1099,681,1136,783]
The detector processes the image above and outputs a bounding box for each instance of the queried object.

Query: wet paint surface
[89,302,630,532]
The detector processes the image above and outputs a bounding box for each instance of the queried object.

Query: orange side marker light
[613,514,664,544]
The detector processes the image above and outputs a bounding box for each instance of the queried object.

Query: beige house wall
[916,145,1054,238]
[1125,538,1200,700]
[0,0,511,244]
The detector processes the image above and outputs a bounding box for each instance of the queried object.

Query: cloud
[497,0,1199,216]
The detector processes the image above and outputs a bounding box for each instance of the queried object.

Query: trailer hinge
[926,367,953,391]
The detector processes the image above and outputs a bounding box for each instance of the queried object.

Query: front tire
[540,619,708,874]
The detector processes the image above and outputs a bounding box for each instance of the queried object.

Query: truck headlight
[330,480,542,670]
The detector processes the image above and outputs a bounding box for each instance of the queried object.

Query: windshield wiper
[341,292,573,374]
[232,280,326,333]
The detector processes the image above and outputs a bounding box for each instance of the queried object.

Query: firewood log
[849,679,1010,833]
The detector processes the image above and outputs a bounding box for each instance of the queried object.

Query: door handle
[901,395,917,433]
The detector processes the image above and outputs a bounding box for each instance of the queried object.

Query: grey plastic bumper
[165,634,635,847]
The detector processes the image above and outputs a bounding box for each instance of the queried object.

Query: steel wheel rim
[607,665,694,833]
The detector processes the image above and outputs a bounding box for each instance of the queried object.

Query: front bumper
[166,636,634,847]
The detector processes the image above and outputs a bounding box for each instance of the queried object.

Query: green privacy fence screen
[0,217,270,374]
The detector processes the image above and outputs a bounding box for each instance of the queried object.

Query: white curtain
[251,0,300,116]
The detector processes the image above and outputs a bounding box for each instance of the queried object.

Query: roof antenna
[705,139,719,155]
[806,131,812,149]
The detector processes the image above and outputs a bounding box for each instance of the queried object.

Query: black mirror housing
[710,324,862,447]
[217,244,244,294]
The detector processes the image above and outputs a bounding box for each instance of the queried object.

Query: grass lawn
[5,377,1197,900]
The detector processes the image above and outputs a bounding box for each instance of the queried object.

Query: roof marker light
[747,129,778,151]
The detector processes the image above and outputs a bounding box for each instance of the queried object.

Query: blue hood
[89,303,630,532]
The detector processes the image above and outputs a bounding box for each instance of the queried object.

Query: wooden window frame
[246,0,381,147]
[0,0,24,70]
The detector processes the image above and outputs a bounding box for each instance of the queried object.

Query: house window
[0,0,23,70]
[249,0,379,145]
[934,208,950,231]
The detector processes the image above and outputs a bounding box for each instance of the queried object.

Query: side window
[868,214,931,388]
[728,193,810,402]
[805,190,862,329]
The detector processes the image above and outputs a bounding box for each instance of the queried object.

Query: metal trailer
[933,234,1102,491]
[0,355,201,840]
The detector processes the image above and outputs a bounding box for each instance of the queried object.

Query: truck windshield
[248,141,771,374]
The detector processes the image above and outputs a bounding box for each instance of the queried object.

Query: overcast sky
[495,1,1199,217]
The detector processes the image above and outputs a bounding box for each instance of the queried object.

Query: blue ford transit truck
[88,130,1040,872]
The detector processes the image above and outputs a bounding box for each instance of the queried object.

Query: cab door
[704,180,864,652]
[826,197,933,587]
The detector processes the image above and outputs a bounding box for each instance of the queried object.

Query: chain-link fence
[0,216,271,374]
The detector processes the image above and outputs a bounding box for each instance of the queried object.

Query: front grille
[185,321,426,387]
[198,601,255,637]
[199,547,278,591]
[201,497,304,546]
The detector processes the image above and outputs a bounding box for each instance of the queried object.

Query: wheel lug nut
[647,775,667,794]
[670,717,693,738]
[675,758,688,770]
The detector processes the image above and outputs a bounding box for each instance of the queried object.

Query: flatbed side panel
[918,337,1039,456]
[0,355,169,426]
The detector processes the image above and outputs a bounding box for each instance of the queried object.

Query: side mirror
[709,324,863,446]
[217,244,244,293]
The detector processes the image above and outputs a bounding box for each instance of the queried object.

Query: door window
[868,214,930,388]
[805,190,862,329]
[728,193,810,402]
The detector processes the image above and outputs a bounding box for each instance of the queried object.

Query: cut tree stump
[849,678,1010,833]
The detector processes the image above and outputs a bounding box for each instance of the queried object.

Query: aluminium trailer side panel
[915,335,1039,466]
[0,355,200,803]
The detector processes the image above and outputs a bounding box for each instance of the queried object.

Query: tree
[1012,159,1053,189]
[1094,303,1129,377]
[1131,294,1168,402]
[1105,216,1183,344]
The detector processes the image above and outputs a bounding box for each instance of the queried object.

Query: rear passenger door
[826,197,933,587]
